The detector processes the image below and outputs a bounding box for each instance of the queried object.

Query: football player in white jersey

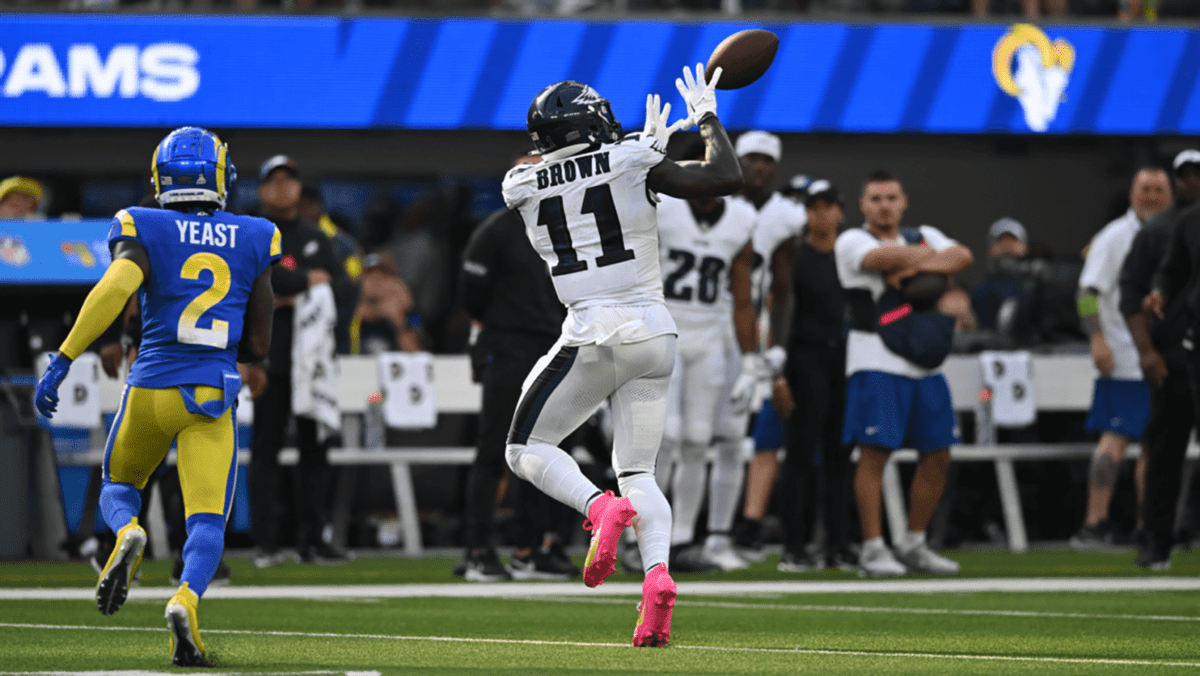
[501,67,742,648]
[728,131,808,560]
[654,145,757,571]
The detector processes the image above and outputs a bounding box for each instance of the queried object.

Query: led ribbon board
[0,16,1197,134]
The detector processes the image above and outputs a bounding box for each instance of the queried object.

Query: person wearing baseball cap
[248,153,356,568]
[772,178,857,572]
[781,174,813,203]
[729,131,808,562]
[0,176,44,219]
[987,217,1030,259]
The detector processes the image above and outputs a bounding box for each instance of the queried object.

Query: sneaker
[545,541,582,578]
[300,542,355,565]
[452,552,468,577]
[509,547,579,581]
[172,558,233,587]
[632,563,677,647]
[669,544,721,573]
[894,542,960,575]
[702,538,750,571]
[857,543,907,577]
[829,547,859,572]
[1135,534,1172,571]
[1069,519,1127,552]
[583,491,637,588]
[166,583,211,667]
[252,548,293,569]
[732,543,769,563]
[464,549,512,582]
[777,550,824,573]
[95,518,147,617]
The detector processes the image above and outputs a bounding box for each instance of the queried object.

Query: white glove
[675,63,721,125]
[763,346,787,375]
[730,352,766,416]
[642,93,691,148]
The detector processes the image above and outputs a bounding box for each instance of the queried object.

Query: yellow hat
[0,176,43,203]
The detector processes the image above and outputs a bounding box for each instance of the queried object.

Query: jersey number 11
[537,184,635,277]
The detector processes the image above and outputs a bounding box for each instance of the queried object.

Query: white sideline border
[3,577,1200,601]
[1,623,1198,670]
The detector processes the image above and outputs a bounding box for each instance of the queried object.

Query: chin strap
[60,258,144,360]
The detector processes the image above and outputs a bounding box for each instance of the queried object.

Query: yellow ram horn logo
[992,24,1075,133]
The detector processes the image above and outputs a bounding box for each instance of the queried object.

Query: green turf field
[2,549,1199,674]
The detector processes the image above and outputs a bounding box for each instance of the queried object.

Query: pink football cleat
[633,562,676,647]
[582,491,636,588]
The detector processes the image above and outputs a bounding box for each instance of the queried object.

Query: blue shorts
[1086,379,1151,440]
[753,399,785,451]
[842,370,959,452]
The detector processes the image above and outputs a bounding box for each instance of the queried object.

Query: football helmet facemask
[527,81,622,155]
[152,126,236,210]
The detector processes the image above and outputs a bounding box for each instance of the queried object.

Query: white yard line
[0,623,1197,669]
[2,577,1199,601]
[538,596,1200,622]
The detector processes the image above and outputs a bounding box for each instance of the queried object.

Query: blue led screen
[0,16,1197,134]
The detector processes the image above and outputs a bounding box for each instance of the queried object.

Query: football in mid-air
[704,29,779,90]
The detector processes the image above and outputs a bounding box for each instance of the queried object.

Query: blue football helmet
[527,81,622,155]
[152,126,236,209]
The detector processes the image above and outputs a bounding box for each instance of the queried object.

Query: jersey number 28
[177,252,231,349]
[537,184,635,276]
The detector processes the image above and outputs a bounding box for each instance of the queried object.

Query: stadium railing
[65,353,1197,555]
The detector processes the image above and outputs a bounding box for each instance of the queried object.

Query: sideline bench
[67,353,1197,555]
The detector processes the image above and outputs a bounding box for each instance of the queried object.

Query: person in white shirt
[835,170,973,576]
[1070,166,1172,550]
[654,147,757,571]
[501,69,742,647]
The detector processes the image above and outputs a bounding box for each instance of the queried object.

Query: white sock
[705,533,731,550]
[619,472,671,573]
[669,441,707,545]
[707,439,744,534]
[903,531,926,551]
[863,536,886,552]
[507,443,601,516]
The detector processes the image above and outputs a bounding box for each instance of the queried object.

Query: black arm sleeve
[458,213,501,321]
[316,236,357,310]
[1119,227,1159,319]
[1153,216,1191,301]
[272,264,309,296]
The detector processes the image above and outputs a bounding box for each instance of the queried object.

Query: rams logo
[992,24,1075,133]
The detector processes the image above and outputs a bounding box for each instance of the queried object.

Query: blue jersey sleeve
[107,209,142,255]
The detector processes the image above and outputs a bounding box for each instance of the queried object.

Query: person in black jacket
[246,155,356,567]
[456,153,578,582]
[1128,150,1200,568]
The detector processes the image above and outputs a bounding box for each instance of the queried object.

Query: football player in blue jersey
[34,127,280,667]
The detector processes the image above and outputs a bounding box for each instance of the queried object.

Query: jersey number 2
[177,252,231,348]
[537,184,635,276]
